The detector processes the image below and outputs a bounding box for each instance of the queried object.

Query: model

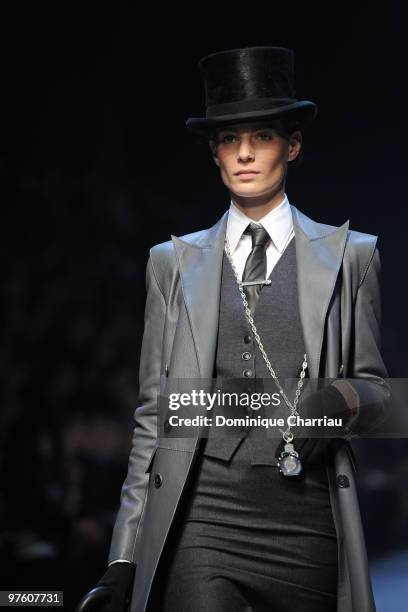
[93,46,388,612]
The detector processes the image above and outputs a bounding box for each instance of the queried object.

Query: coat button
[244,334,252,344]
[336,474,350,488]
[154,473,163,488]
[243,369,253,377]
[242,352,252,361]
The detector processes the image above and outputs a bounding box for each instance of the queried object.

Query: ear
[209,140,220,166]
[287,130,302,162]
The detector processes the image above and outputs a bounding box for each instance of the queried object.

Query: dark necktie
[241,222,271,314]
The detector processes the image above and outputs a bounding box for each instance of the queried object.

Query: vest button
[243,369,253,378]
[154,473,163,488]
[336,474,350,488]
[244,334,252,344]
[242,352,252,361]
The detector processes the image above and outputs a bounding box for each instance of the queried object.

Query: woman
[94,46,388,612]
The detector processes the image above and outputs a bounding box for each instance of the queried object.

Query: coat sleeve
[108,253,166,564]
[344,246,390,436]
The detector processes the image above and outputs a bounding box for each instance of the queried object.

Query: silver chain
[224,235,308,442]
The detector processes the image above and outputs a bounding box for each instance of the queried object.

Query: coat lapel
[291,205,349,377]
[171,205,349,382]
[171,211,228,379]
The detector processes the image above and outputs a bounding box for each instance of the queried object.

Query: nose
[237,134,255,161]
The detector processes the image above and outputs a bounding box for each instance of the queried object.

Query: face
[210,120,301,200]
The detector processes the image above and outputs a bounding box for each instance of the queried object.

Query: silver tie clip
[239,280,272,287]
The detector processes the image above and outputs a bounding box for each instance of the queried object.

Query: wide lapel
[291,205,349,378]
[171,205,350,384]
[171,211,228,379]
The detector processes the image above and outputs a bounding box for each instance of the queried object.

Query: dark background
[5,2,408,610]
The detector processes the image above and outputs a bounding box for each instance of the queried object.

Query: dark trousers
[148,437,338,612]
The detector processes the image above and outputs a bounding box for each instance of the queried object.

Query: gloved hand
[96,562,136,612]
[275,383,352,466]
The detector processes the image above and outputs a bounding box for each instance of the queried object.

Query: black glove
[276,384,352,466]
[96,562,136,612]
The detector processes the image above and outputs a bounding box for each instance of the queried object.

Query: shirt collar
[226,193,293,254]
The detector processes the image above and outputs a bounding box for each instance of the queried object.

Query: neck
[231,189,286,221]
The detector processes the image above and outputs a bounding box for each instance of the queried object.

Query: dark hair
[208,117,304,169]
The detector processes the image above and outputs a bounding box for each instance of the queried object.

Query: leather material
[108,205,389,612]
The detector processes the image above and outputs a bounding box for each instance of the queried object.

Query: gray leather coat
[108,205,389,612]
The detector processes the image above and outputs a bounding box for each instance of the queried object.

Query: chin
[232,187,269,198]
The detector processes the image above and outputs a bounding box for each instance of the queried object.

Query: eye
[256,131,273,140]
[219,133,237,144]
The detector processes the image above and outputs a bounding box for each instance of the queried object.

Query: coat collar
[171,205,349,379]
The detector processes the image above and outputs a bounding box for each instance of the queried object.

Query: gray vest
[203,237,307,465]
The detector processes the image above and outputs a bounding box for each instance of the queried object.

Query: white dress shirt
[225,193,294,281]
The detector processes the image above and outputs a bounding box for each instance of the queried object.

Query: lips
[236,170,259,180]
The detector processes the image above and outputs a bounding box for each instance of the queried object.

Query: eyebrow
[217,124,275,133]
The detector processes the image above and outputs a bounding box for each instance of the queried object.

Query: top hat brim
[186,100,317,137]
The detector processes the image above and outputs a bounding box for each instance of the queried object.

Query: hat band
[206,97,296,118]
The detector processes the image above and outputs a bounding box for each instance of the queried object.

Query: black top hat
[186,46,317,136]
